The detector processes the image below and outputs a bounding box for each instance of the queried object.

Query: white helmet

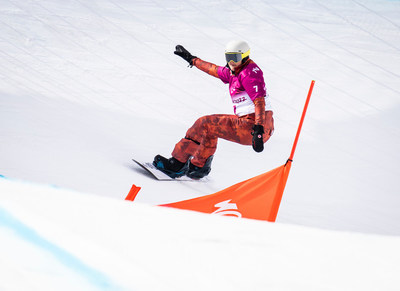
[225,40,250,63]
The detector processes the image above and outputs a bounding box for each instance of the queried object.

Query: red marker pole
[288,80,315,163]
[125,184,141,201]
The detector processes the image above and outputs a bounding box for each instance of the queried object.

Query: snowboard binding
[187,156,213,179]
[153,155,189,179]
[153,155,214,179]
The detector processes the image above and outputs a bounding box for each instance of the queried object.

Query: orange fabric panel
[160,162,291,222]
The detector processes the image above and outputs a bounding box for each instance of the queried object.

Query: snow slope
[1,176,400,291]
[1,0,400,289]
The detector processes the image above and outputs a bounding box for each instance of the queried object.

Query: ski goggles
[225,50,250,63]
[225,53,243,63]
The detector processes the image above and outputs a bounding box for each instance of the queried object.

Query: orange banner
[160,161,292,222]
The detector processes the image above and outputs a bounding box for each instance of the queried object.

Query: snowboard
[132,159,207,181]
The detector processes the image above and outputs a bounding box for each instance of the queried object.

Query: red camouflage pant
[172,111,274,167]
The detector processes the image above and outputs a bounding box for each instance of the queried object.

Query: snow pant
[172,111,274,167]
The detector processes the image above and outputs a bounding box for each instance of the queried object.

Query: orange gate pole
[288,80,315,162]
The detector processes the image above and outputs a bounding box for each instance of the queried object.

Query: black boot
[153,155,189,178]
[187,156,214,179]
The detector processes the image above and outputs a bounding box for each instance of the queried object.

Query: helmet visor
[225,52,242,63]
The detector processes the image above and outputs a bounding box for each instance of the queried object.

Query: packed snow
[1,0,400,290]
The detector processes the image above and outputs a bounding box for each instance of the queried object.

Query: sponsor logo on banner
[211,200,242,218]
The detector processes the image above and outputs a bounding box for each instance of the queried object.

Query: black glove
[174,45,197,67]
[251,125,264,153]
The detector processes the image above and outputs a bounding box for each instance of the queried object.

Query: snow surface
[1,0,400,290]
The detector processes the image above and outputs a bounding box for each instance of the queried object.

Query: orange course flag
[160,161,292,222]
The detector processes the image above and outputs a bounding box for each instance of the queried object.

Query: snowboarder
[153,40,274,179]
